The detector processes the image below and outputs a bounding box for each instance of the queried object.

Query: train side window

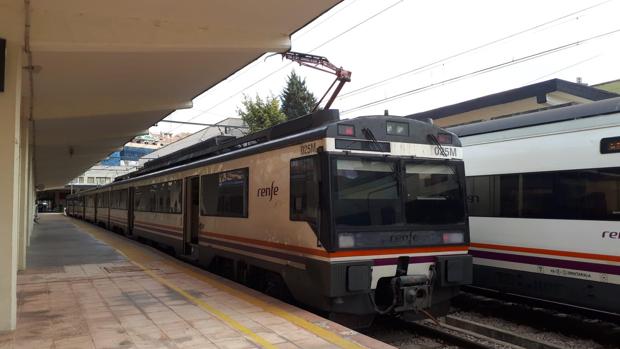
[99,193,108,208]
[148,185,157,212]
[521,172,554,218]
[135,186,150,212]
[201,168,248,217]
[290,156,320,227]
[467,167,620,221]
[466,176,493,217]
[169,181,182,213]
[119,189,128,210]
[498,174,520,217]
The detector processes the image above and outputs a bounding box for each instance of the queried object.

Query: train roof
[69,110,460,196]
[447,96,620,138]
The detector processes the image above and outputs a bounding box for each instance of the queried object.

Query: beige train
[68,110,472,326]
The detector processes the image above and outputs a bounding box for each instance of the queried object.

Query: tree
[280,70,317,120]
[237,94,287,133]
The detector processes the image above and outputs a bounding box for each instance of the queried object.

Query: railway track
[461,286,620,325]
[452,290,620,347]
[363,315,568,349]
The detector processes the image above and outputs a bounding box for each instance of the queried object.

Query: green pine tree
[280,70,317,120]
[237,94,287,133]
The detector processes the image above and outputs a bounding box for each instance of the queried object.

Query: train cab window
[333,158,400,226]
[404,162,464,224]
[201,168,248,217]
[290,156,320,227]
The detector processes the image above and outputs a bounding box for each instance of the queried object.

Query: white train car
[449,97,620,314]
[69,110,473,326]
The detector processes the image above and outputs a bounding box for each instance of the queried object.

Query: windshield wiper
[362,127,381,152]
[427,134,447,157]
[362,127,401,185]
[426,133,465,204]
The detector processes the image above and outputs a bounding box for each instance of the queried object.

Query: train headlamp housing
[337,124,355,136]
[442,231,465,244]
[436,133,453,144]
[386,121,409,136]
[338,233,356,248]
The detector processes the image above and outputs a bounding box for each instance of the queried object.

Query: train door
[183,176,200,257]
[128,187,135,235]
[94,194,98,223]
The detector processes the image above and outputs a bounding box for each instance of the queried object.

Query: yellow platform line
[133,260,277,349]
[75,219,369,349]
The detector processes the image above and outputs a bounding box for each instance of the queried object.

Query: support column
[0,1,24,332]
[27,163,34,246]
[18,118,31,270]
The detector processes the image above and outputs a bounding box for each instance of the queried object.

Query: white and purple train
[449,97,620,314]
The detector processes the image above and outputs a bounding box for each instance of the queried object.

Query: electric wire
[341,27,620,115]
[293,0,359,40]
[168,0,403,133]
[337,0,614,99]
[525,54,603,84]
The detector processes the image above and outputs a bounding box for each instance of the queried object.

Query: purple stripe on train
[471,249,620,276]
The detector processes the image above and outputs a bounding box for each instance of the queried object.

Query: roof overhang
[24,0,341,189]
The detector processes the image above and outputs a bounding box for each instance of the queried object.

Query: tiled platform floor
[0,214,395,349]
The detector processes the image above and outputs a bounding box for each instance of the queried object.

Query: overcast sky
[151,0,620,135]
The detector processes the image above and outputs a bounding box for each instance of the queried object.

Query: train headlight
[338,233,355,248]
[442,231,464,244]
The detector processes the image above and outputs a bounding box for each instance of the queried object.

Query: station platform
[0,214,395,349]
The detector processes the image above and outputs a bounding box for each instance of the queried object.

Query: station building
[407,78,619,127]
[0,0,341,332]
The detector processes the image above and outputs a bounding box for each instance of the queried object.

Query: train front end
[316,116,472,323]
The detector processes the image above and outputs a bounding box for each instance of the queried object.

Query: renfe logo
[602,231,620,239]
[257,181,279,201]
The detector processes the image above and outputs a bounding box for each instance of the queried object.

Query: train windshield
[333,158,401,226]
[404,163,464,224]
[332,157,464,227]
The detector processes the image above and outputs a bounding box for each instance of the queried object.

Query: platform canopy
[22,0,340,189]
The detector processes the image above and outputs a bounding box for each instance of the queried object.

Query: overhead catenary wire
[341,27,620,115]
[169,2,361,93]
[168,0,403,133]
[525,54,603,84]
[337,0,614,99]
[293,0,359,40]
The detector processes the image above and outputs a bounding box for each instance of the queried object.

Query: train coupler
[373,274,432,314]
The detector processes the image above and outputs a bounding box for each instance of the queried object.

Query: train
[67,110,472,327]
[448,97,620,314]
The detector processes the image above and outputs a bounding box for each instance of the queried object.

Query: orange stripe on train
[201,231,468,258]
